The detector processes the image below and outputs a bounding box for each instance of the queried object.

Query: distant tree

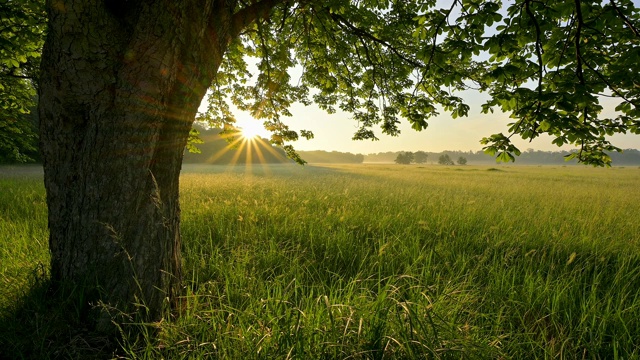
[438,154,455,165]
[296,150,365,163]
[414,151,428,164]
[457,156,468,165]
[405,152,414,164]
[395,152,414,164]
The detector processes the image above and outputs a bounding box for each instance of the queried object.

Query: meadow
[1,163,640,359]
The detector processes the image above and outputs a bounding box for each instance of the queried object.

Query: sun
[240,125,262,140]
[237,118,268,140]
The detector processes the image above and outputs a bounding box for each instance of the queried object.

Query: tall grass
[0,168,48,312]
[1,164,639,358]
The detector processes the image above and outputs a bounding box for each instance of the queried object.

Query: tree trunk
[38,1,230,327]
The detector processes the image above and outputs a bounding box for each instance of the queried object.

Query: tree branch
[574,0,585,85]
[428,1,458,69]
[230,0,291,40]
[524,0,544,139]
[609,0,640,37]
[328,12,423,68]
[0,71,36,80]
[574,0,590,124]
[579,53,640,107]
[525,0,544,91]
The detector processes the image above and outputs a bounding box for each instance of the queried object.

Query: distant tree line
[394,151,428,164]
[369,150,490,164]
[368,149,640,166]
[4,121,640,166]
[296,150,364,164]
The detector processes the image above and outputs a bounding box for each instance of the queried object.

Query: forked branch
[574,0,585,85]
[328,12,423,68]
[230,0,289,40]
[610,0,640,37]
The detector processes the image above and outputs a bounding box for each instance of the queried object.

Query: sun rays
[202,120,288,173]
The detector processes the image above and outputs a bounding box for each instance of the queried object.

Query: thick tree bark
[38,0,232,327]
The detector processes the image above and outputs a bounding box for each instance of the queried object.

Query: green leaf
[538,120,551,132]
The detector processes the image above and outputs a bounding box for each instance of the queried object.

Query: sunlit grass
[1,164,640,358]
[0,171,48,314]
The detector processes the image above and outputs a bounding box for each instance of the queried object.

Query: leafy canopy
[0,0,45,163]
[3,0,638,166]
[198,0,640,166]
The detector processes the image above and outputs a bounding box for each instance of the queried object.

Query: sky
[201,0,640,155]
[220,93,640,155]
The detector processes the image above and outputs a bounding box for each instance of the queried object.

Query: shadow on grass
[0,278,119,360]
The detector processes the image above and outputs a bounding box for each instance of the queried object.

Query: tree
[35,0,640,328]
[0,0,45,163]
[457,156,468,165]
[414,151,428,164]
[438,154,455,165]
[394,151,414,164]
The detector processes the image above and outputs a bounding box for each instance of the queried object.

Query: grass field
[1,163,640,359]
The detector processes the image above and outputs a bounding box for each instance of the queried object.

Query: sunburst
[238,119,268,141]
[202,117,285,173]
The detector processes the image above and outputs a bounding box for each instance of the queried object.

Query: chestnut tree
[34,0,640,325]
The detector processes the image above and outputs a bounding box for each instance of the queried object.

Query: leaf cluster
[477,0,640,166]
[394,150,428,164]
